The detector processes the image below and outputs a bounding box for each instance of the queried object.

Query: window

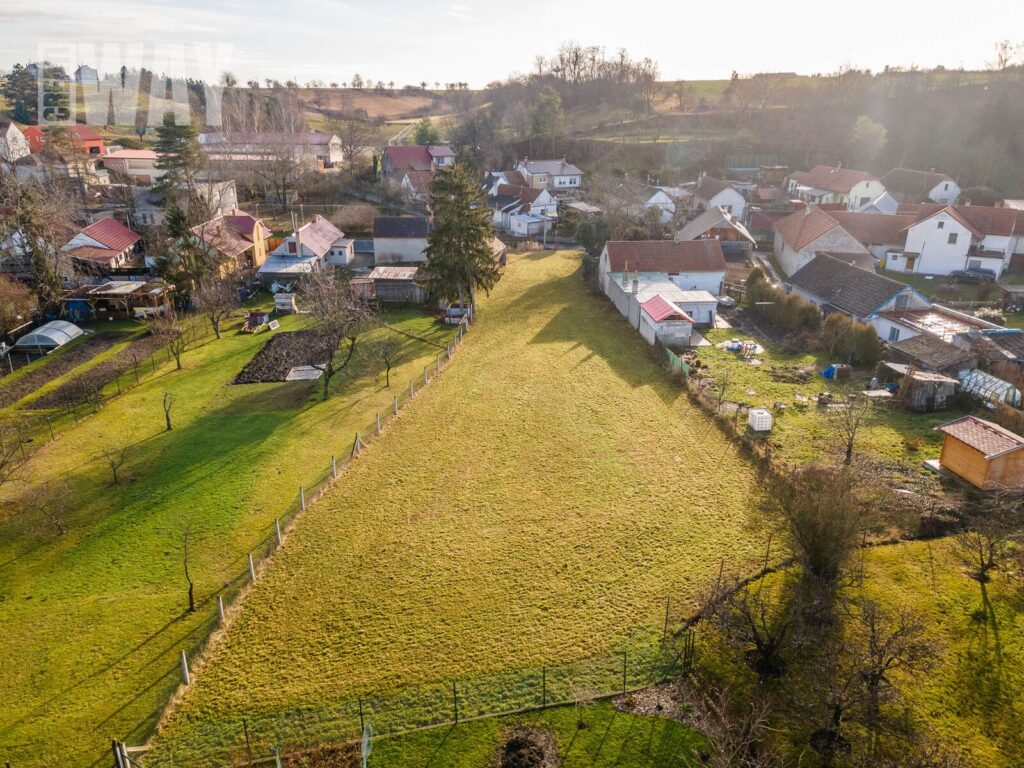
[722,205,732,214]
[895,293,909,309]
[968,259,982,271]
[944,183,950,190]
[948,233,958,245]
[937,221,944,229]
[888,327,901,342]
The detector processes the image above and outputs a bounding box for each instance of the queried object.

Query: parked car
[951,268,997,282]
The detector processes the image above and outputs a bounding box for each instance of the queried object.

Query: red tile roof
[695,176,735,201]
[604,240,726,273]
[496,184,542,206]
[79,219,141,252]
[193,213,270,258]
[790,164,878,194]
[295,215,344,257]
[68,246,120,264]
[403,170,434,194]
[384,145,433,172]
[938,415,1024,459]
[641,295,694,323]
[773,206,840,250]
[827,210,917,245]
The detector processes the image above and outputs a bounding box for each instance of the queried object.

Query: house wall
[708,188,746,219]
[0,125,30,162]
[668,271,724,295]
[988,450,1024,488]
[639,314,693,346]
[928,180,960,204]
[551,173,582,189]
[903,213,972,275]
[374,237,427,264]
[848,180,886,210]
[774,227,867,277]
[325,242,354,266]
[674,300,717,325]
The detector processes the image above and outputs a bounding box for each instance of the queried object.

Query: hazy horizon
[1,0,1021,88]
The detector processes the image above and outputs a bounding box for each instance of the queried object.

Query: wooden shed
[936,415,1024,489]
[883,363,959,413]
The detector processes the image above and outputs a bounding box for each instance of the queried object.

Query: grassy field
[0,307,455,768]
[148,250,765,765]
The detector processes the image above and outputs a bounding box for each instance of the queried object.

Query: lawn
[147,250,765,766]
[0,307,455,768]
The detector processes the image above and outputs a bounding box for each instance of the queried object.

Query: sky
[1,0,1022,87]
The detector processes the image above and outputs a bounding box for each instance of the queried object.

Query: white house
[772,206,870,276]
[881,168,960,205]
[826,210,918,262]
[258,215,350,286]
[644,186,691,224]
[400,170,434,202]
[598,239,726,298]
[515,158,583,191]
[100,149,164,185]
[373,216,430,264]
[787,165,885,211]
[200,132,344,170]
[487,185,557,234]
[64,218,143,273]
[0,121,30,163]
[693,176,746,220]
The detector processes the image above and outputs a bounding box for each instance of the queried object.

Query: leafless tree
[182,517,196,612]
[951,489,1024,584]
[681,680,784,768]
[0,422,27,489]
[34,480,72,536]
[301,268,376,401]
[162,392,175,432]
[570,682,598,729]
[147,312,188,370]
[829,395,872,465]
[193,276,239,339]
[376,333,401,388]
[99,442,130,484]
[334,119,375,171]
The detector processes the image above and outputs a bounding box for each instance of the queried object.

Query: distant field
[0,306,455,767]
[148,251,765,765]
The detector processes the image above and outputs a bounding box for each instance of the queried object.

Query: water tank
[747,408,773,432]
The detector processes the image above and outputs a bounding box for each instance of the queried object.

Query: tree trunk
[187,580,195,612]
[212,317,221,339]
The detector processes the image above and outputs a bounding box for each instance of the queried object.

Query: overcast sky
[2,0,1021,87]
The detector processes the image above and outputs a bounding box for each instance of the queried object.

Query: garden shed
[936,415,1024,489]
[13,320,84,353]
[883,363,958,413]
[638,295,694,347]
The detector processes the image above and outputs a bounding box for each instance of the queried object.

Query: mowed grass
[0,309,455,768]
[150,251,764,765]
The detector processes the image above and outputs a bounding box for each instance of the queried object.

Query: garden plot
[233,331,335,384]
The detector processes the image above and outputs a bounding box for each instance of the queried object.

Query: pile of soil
[26,333,165,410]
[615,680,687,720]
[767,365,815,384]
[233,331,335,384]
[0,334,126,409]
[496,725,561,768]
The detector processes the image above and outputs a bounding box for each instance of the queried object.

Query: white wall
[374,237,427,264]
[325,242,354,266]
[928,180,960,204]
[848,180,887,210]
[871,316,919,343]
[668,271,724,294]
[775,226,867,277]
[709,188,746,219]
[904,212,972,275]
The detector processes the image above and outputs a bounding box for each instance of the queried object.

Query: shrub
[823,313,883,367]
[745,270,822,334]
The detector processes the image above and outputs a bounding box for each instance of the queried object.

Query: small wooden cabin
[936,415,1024,489]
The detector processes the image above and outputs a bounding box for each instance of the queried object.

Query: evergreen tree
[425,166,499,310]
[531,86,564,150]
[412,118,440,146]
[153,112,205,199]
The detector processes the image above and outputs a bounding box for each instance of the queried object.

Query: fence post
[424,366,428,386]
[180,650,190,686]
[376,413,381,436]
[452,680,459,724]
[542,666,547,707]
[332,455,337,479]
[45,414,54,441]
[409,380,414,398]
[248,553,256,583]
[275,518,283,546]
[115,375,121,395]
[217,595,226,625]
[622,650,627,693]
[300,486,306,511]
[352,432,361,458]
[436,353,440,373]
[393,396,398,416]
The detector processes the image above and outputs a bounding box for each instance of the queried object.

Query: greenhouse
[958,368,1022,408]
[12,320,85,354]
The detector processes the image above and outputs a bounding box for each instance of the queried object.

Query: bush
[823,313,883,367]
[745,269,822,333]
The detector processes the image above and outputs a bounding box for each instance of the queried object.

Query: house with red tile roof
[382,144,454,180]
[191,211,272,277]
[64,218,142,273]
[787,164,885,211]
[637,294,694,346]
[598,240,726,297]
[399,170,434,202]
[772,206,869,276]
[100,149,162,185]
[258,215,353,286]
[22,124,105,155]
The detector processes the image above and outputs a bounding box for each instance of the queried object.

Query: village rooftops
[75,218,142,252]
[827,210,917,245]
[193,212,271,258]
[496,184,543,205]
[640,294,694,323]
[694,176,736,201]
[774,205,843,250]
[520,158,582,176]
[789,164,879,194]
[403,170,434,195]
[199,131,337,146]
[897,203,1024,238]
[887,333,977,372]
[676,206,756,244]
[937,415,1024,459]
[603,240,726,274]
[373,216,430,239]
[877,306,999,342]
[881,168,954,198]
[788,253,913,318]
[271,215,345,259]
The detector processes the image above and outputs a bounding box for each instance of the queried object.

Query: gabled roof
[369,266,420,280]
[676,206,756,244]
[881,168,954,198]
[22,124,103,142]
[499,170,526,186]
[373,216,430,239]
[790,165,878,194]
[937,415,1024,459]
[640,294,694,323]
[899,203,1024,238]
[904,205,984,238]
[427,145,455,158]
[520,158,583,176]
[193,212,271,258]
[788,253,910,319]
[77,218,141,252]
[403,170,434,195]
[827,210,917,245]
[201,131,336,146]
[774,206,841,250]
[694,176,737,202]
[496,184,543,206]
[604,240,726,273]
[295,215,344,257]
[69,246,124,264]
[888,333,976,371]
[384,145,433,172]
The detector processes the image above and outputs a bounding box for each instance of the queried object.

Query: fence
[664,347,690,378]
[0,316,214,471]
[119,317,482,766]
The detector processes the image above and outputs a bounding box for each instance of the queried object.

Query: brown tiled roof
[773,206,839,250]
[502,170,526,186]
[604,240,726,273]
[825,211,916,245]
[938,415,1024,459]
[898,203,1024,237]
[788,253,907,318]
[384,145,433,172]
[193,213,270,258]
[888,333,975,371]
[790,165,878,194]
[78,218,141,252]
[695,176,734,201]
[69,246,119,264]
[403,170,434,194]
[496,184,542,206]
[881,168,953,199]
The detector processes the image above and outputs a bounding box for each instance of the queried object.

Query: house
[772,206,869,276]
[953,329,1024,371]
[515,158,583,191]
[881,168,960,205]
[381,145,454,179]
[935,415,1024,489]
[887,333,977,377]
[637,294,694,346]
[886,204,1024,278]
[130,179,238,228]
[598,239,727,298]
[368,266,427,304]
[858,191,900,215]
[61,280,172,322]
[23,124,106,156]
[488,184,557,234]
[481,170,527,196]
[786,165,885,210]
[675,206,756,256]
[606,272,720,331]
[373,216,430,265]
[786,253,931,341]
[644,187,692,224]
[400,170,434,202]
[693,176,746,220]
[100,149,163,184]
[64,219,142,273]
[13,150,110,186]
[74,65,99,84]
[191,211,272,277]
[0,121,30,163]
[199,132,344,170]
[882,363,960,413]
[258,215,350,287]
[875,304,1002,344]
[826,211,918,262]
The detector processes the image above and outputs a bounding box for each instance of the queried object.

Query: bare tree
[147,312,188,370]
[34,480,72,536]
[570,682,598,729]
[99,442,130,484]
[951,489,1023,584]
[830,394,872,465]
[0,423,27,490]
[182,518,196,612]
[376,333,401,388]
[681,680,784,768]
[162,392,175,432]
[193,276,239,339]
[301,268,375,401]
[333,119,375,172]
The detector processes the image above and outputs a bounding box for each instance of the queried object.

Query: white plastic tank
[747,408,773,432]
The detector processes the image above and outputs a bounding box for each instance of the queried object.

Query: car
[951,268,997,282]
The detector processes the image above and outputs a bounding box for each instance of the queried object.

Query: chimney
[632,278,639,295]
[622,261,629,287]
[836,161,842,170]
[295,226,303,258]
[804,206,812,217]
